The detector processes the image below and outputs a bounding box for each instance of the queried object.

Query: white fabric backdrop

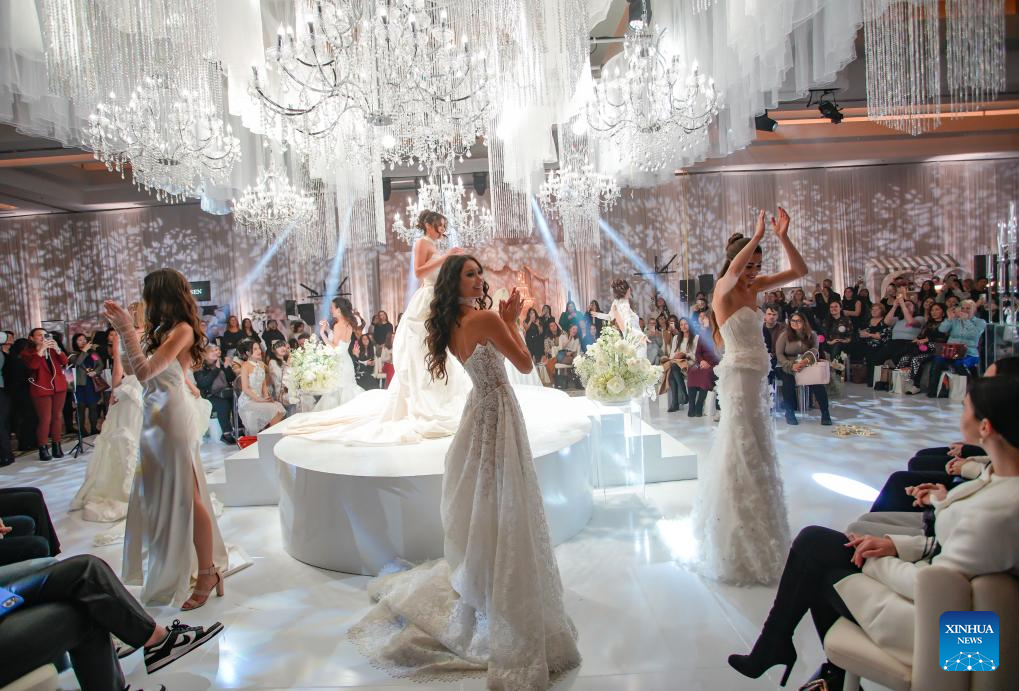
[1,158,1015,336]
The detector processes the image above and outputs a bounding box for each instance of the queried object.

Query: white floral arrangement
[284,335,341,395]
[574,326,662,403]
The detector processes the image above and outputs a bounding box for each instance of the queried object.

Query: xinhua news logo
[939,611,998,672]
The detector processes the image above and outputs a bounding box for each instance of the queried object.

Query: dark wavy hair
[611,278,630,300]
[236,338,263,362]
[719,232,762,278]
[416,209,447,233]
[142,268,205,367]
[969,377,1019,448]
[424,254,490,383]
[331,297,364,332]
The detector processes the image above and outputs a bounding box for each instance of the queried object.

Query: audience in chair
[774,314,832,426]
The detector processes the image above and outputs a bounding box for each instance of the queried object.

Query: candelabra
[233,164,318,243]
[538,156,620,249]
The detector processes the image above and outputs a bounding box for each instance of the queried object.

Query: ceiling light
[808,89,843,124]
[627,0,651,31]
[754,110,778,132]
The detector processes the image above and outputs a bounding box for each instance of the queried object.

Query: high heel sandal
[727,636,797,687]
[181,566,224,611]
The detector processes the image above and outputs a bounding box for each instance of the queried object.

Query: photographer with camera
[193,343,237,444]
[70,333,105,438]
[21,328,69,460]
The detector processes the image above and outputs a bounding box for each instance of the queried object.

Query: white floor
[0,383,963,690]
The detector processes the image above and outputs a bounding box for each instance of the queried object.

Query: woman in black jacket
[70,333,104,437]
[3,339,38,453]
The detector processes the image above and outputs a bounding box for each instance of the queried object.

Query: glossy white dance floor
[1,384,963,690]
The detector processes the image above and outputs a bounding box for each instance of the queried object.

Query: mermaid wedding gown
[312,337,363,412]
[70,374,144,522]
[349,342,580,689]
[692,306,789,585]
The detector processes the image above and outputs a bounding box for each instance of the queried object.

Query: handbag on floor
[938,342,966,360]
[849,363,867,384]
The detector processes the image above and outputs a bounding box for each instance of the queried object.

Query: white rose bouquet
[574,326,662,403]
[285,335,342,395]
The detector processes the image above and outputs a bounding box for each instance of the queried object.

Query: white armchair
[823,566,1018,691]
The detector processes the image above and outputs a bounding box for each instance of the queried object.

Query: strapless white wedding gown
[70,375,143,522]
[312,337,363,411]
[692,306,789,585]
[348,342,580,689]
[610,298,647,360]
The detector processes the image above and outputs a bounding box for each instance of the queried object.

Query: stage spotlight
[754,110,778,132]
[819,100,843,124]
[627,0,651,30]
[473,172,488,197]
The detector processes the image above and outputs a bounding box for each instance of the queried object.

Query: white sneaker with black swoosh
[144,619,223,673]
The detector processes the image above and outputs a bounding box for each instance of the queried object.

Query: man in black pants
[0,555,222,690]
[0,487,60,566]
[194,344,237,444]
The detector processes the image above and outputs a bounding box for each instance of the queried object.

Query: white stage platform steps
[207,388,697,575]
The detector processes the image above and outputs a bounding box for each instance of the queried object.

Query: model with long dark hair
[350,254,580,689]
[693,208,808,586]
[313,296,363,410]
[104,268,228,610]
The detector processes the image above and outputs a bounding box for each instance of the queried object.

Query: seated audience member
[218,315,244,357]
[266,341,296,415]
[0,554,221,690]
[823,300,854,364]
[840,286,863,329]
[882,291,925,366]
[812,279,839,325]
[666,317,698,412]
[762,304,786,381]
[240,318,259,342]
[775,315,832,426]
[645,316,664,365]
[857,303,892,384]
[936,274,967,304]
[372,311,394,348]
[523,308,545,364]
[555,324,581,389]
[194,344,237,444]
[687,312,720,418]
[691,295,710,321]
[558,301,580,335]
[900,302,948,395]
[542,321,562,384]
[261,319,286,351]
[926,299,986,398]
[289,320,307,342]
[378,332,395,388]
[728,376,1019,690]
[351,333,376,389]
[578,318,595,353]
[786,288,815,330]
[0,487,61,566]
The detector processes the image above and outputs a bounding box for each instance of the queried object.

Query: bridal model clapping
[103,268,228,610]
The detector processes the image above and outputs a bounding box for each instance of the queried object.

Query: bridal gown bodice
[611,298,647,359]
[349,342,580,689]
[692,306,789,585]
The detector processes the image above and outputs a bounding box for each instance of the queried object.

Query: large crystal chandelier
[587,23,719,173]
[392,166,495,247]
[232,164,317,243]
[538,155,620,249]
[87,76,240,202]
[945,0,1006,114]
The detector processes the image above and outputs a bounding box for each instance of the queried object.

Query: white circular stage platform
[274,386,594,575]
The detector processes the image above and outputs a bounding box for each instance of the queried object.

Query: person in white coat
[727,375,1019,690]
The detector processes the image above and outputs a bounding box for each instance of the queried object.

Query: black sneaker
[144,619,223,673]
[220,433,236,445]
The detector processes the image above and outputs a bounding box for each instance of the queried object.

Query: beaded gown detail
[692,306,789,585]
[348,342,581,689]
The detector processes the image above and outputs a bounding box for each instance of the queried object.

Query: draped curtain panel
[1,158,1015,337]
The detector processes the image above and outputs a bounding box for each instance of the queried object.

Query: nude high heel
[181,566,224,611]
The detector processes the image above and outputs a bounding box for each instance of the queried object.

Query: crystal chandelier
[538,156,620,249]
[945,0,1005,114]
[87,77,241,203]
[587,24,719,173]
[392,166,495,247]
[232,164,317,243]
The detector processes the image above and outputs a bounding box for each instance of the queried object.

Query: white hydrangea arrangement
[574,325,662,403]
[284,335,341,395]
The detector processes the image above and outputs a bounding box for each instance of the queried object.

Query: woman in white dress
[70,317,143,523]
[104,268,228,610]
[349,254,580,690]
[608,278,648,359]
[236,339,286,433]
[314,297,364,410]
[692,208,808,585]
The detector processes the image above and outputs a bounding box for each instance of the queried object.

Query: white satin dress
[121,358,228,606]
[349,342,580,689]
[692,306,789,585]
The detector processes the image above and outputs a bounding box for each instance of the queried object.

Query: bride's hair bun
[415,209,447,232]
[611,278,630,300]
[726,232,745,248]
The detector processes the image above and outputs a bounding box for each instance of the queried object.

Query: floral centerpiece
[284,335,341,395]
[574,325,662,403]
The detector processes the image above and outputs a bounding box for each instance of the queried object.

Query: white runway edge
[274,386,595,575]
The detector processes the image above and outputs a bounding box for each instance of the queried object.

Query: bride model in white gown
[692,208,808,585]
[70,329,142,522]
[104,269,228,610]
[608,279,648,359]
[314,297,364,411]
[349,255,580,690]
[287,210,470,444]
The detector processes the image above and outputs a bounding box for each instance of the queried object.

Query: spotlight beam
[238,224,294,294]
[598,219,685,314]
[320,203,353,322]
[530,196,578,307]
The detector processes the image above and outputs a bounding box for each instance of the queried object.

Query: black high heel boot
[51,441,64,458]
[728,635,797,686]
[38,445,52,461]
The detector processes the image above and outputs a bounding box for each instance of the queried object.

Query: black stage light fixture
[755,110,778,132]
[382,177,392,201]
[808,88,843,124]
[473,172,488,196]
[627,0,651,30]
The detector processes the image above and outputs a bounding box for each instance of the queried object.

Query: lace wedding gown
[312,338,363,411]
[69,375,143,522]
[349,342,580,689]
[122,358,228,606]
[610,298,647,359]
[692,306,789,585]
